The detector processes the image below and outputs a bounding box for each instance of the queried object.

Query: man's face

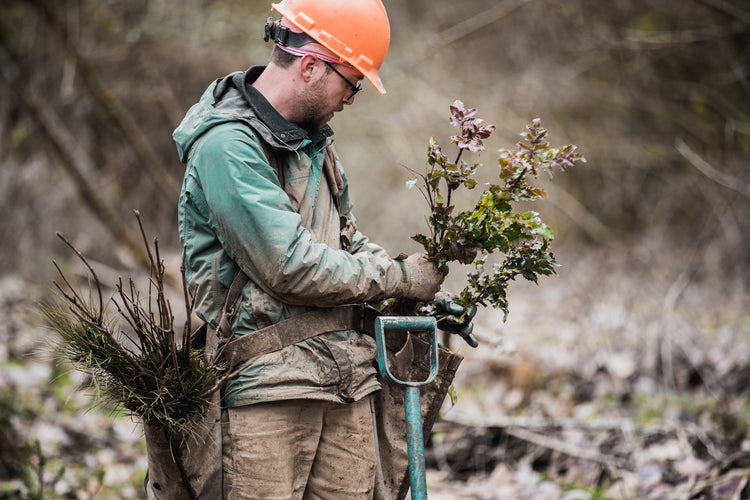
[296,60,363,132]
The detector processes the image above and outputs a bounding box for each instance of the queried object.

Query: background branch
[675,138,750,199]
[0,43,149,267]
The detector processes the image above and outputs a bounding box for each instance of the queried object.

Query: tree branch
[33,1,181,200]
[0,43,149,267]
[675,138,750,199]
[394,0,533,69]
[695,0,750,26]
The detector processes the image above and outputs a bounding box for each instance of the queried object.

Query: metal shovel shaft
[374,316,439,500]
[404,386,427,500]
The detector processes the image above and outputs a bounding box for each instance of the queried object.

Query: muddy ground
[1,239,749,499]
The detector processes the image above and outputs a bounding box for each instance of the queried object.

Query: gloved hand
[398,253,447,302]
[433,292,479,348]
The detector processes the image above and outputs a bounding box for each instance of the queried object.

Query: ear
[299,54,318,83]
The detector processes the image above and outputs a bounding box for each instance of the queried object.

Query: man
[174,0,465,498]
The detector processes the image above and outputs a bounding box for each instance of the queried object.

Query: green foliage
[411,101,585,319]
[0,391,64,500]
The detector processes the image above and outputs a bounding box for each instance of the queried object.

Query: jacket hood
[173,67,333,163]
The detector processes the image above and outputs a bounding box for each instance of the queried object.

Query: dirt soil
[1,240,749,499]
[425,240,750,499]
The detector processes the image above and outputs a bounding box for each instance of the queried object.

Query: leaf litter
[2,234,750,498]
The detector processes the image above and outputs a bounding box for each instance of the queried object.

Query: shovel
[375,316,439,500]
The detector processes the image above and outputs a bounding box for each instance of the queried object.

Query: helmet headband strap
[264,17,355,69]
[264,18,316,48]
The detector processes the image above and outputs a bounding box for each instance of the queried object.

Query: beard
[295,77,341,133]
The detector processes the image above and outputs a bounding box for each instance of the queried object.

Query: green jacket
[175,67,409,406]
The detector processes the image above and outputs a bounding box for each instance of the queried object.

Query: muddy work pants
[221,397,377,500]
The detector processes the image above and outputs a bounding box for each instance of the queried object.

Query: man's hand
[433,292,478,347]
[400,253,447,302]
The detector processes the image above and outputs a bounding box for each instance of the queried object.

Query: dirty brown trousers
[221,397,377,499]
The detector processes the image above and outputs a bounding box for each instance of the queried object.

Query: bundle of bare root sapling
[42,212,233,497]
[388,101,585,336]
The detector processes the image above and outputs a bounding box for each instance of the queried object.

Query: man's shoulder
[195,122,264,158]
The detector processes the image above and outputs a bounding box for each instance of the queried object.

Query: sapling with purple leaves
[409,100,585,323]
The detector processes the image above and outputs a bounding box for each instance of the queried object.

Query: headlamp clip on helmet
[263,17,316,48]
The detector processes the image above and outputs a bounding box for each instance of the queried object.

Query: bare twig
[50,244,149,388]
[543,184,618,247]
[55,232,104,323]
[439,410,725,459]
[505,425,629,471]
[394,0,534,69]
[45,213,233,448]
[644,468,748,499]
[695,0,750,26]
[676,138,750,199]
[660,272,690,389]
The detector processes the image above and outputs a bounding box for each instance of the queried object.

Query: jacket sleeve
[192,124,410,307]
[349,228,392,259]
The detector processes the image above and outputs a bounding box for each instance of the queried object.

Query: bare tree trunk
[33,1,182,201]
[0,43,149,267]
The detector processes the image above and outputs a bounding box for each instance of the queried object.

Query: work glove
[398,253,447,302]
[433,291,479,348]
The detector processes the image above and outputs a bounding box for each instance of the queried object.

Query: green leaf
[447,384,459,405]
[410,107,582,321]
[536,225,554,240]
[464,178,478,189]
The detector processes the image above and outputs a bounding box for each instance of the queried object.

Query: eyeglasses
[323,60,362,99]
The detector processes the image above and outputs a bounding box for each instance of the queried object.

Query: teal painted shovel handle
[375,316,439,500]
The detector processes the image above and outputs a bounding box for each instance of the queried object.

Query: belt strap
[220,304,399,367]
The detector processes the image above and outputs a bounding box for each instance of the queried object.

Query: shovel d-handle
[374,316,439,386]
[374,316,439,500]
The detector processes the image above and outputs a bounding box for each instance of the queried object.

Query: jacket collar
[214,66,333,147]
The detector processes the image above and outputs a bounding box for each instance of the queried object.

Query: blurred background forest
[1,0,750,498]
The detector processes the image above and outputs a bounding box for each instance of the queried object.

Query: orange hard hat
[271,0,391,94]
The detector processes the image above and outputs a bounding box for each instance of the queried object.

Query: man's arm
[192,124,438,306]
